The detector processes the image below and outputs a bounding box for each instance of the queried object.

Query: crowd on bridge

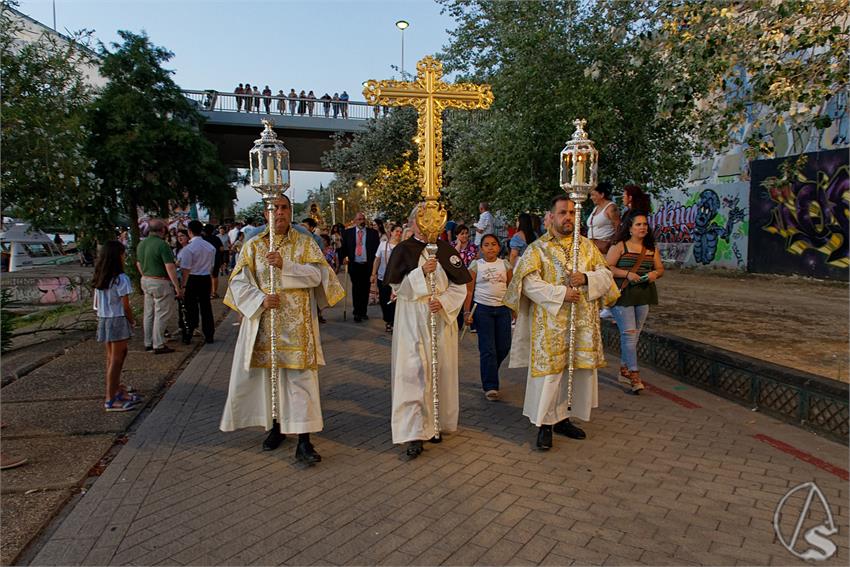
[81,181,665,466]
[232,84,351,118]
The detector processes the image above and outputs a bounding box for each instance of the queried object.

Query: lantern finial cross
[572,118,588,140]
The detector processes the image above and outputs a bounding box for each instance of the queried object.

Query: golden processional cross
[363,56,494,241]
[363,56,493,444]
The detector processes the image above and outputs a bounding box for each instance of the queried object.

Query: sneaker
[153,345,175,355]
[484,390,500,401]
[144,345,153,352]
[628,371,645,393]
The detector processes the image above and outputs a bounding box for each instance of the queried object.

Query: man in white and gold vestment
[221,196,344,464]
[504,195,614,450]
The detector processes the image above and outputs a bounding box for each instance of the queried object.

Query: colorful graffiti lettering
[649,202,698,243]
[762,163,849,268]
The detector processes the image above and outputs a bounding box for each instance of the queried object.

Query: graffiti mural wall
[649,182,749,269]
[749,150,849,280]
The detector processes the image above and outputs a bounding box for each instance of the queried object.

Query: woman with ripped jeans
[605,211,664,393]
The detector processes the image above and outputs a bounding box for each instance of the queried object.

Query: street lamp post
[395,20,409,78]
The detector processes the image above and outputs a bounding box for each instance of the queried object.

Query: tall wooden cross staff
[363,56,493,439]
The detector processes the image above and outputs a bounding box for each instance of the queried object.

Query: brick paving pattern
[31,305,848,566]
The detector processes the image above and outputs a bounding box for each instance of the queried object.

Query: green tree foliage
[652,0,848,158]
[438,0,695,217]
[235,201,266,224]
[87,30,234,254]
[366,159,424,224]
[321,107,419,218]
[0,2,107,237]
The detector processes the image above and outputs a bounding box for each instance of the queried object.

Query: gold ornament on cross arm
[363,56,493,242]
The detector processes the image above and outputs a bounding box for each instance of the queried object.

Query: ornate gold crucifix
[363,56,493,241]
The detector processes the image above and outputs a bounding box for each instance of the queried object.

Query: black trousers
[184,274,214,342]
[348,262,370,317]
[378,279,395,324]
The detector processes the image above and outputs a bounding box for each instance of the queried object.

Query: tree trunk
[125,192,143,292]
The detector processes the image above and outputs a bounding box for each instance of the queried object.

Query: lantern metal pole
[426,241,440,439]
[265,195,279,422]
[249,119,290,425]
[415,200,447,441]
[560,119,598,412]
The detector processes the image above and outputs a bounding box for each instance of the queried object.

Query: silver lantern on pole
[559,118,598,410]
[249,119,291,422]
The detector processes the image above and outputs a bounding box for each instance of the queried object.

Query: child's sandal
[115,390,143,404]
[104,396,139,412]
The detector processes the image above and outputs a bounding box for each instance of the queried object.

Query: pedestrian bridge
[183,90,374,172]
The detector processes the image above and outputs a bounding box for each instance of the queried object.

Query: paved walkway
[31,305,848,566]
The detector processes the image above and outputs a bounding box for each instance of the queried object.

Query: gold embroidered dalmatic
[504,232,613,377]
[224,227,344,370]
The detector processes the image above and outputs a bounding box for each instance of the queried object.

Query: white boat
[0,221,75,272]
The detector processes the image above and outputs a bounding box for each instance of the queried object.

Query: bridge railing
[182,89,379,120]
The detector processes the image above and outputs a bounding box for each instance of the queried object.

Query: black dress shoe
[262,423,284,451]
[553,419,586,440]
[295,439,321,464]
[353,316,362,323]
[536,425,553,450]
[406,440,424,458]
[429,435,442,444]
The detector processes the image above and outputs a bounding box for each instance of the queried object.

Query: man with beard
[220,196,344,464]
[504,195,614,450]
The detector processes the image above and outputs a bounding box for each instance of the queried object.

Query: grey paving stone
[25,308,849,567]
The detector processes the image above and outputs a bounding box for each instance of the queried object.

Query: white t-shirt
[474,211,495,246]
[93,273,133,318]
[470,258,511,307]
[376,240,395,281]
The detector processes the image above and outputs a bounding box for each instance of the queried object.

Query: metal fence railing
[600,320,849,443]
[182,89,377,120]
[182,90,491,126]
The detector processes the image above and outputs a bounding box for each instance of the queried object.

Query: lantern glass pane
[250,152,261,185]
[560,153,571,186]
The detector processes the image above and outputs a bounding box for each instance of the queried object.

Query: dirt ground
[645,268,849,382]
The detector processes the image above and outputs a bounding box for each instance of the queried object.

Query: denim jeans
[611,304,650,371]
[473,304,513,391]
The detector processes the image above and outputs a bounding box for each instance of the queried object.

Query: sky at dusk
[17,0,458,208]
